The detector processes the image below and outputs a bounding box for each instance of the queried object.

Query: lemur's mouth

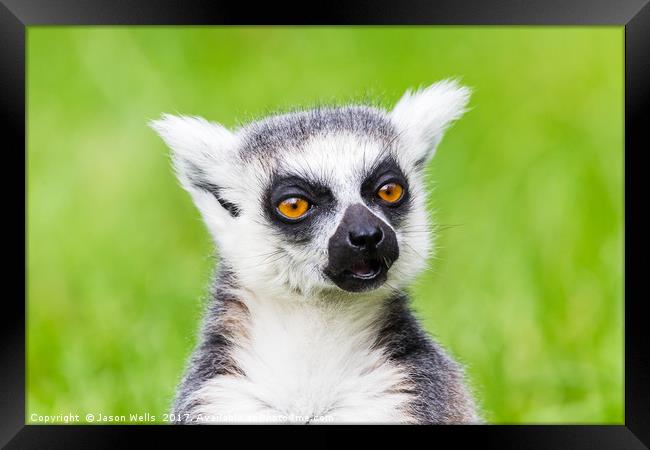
[347,259,383,280]
[326,257,391,292]
[326,257,393,293]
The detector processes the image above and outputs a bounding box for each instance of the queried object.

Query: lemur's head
[151,80,470,299]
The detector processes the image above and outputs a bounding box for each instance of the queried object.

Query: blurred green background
[27,27,623,423]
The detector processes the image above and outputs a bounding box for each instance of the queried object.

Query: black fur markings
[262,173,337,244]
[185,162,241,217]
[360,157,412,227]
[192,179,241,217]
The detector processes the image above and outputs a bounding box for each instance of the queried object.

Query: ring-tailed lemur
[151,79,480,424]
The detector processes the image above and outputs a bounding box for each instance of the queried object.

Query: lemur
[151,80,480,424]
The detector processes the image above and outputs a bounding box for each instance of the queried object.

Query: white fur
[390,79,471,166]
[188,288,414,424]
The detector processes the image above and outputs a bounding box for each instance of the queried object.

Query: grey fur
[237,106,398,160]
[171,266,245,422]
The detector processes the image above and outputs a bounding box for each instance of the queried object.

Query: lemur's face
[152,80,470,298]
[261,134,409,294]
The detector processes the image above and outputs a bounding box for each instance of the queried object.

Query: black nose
[349,226,383,250]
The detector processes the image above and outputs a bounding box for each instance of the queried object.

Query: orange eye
[277,197,311,219]
[377,183,404,204]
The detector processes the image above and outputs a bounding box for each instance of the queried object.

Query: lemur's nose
[348,226,384,250]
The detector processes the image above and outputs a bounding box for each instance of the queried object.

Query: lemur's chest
[189,301,414,423]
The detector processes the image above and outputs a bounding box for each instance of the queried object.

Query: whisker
[403,242,431,262]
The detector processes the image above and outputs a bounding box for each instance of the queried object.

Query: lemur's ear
[390,79,471,167]
[149,114,242,218]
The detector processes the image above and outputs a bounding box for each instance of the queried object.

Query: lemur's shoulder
[171,268,245,420]
[377,293,481,423]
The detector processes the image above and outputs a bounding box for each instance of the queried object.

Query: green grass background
[27,27,623,423]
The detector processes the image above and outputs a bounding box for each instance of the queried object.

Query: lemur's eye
[277,197,311,220]
[377,183,404,204]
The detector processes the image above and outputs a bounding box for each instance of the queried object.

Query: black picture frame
[2,1,648,447]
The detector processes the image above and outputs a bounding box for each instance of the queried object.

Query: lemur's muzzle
[325,203,399,292]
